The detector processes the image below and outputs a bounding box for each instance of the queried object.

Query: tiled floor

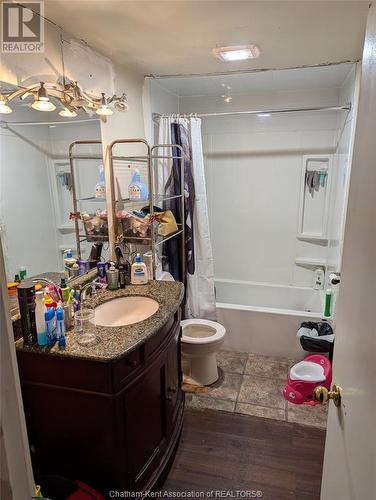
[183,350,328,429]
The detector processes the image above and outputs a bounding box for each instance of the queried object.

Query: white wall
[179,89,345,288]
[143,78,179,144]
[326,65,359,273]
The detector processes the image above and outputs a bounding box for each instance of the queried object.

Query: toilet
[181,319,226,386]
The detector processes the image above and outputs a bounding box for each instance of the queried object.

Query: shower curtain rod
[153,104,351,119]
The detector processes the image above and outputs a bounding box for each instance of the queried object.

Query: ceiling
[152,63,354,97]
[43,1,369,77]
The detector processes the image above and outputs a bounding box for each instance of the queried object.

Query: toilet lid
[181,319,226,344]
[290,361,326,382]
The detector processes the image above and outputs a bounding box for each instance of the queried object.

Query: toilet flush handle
[314,384,342,407]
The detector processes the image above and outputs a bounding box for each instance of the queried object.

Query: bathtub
[215,279,324,359]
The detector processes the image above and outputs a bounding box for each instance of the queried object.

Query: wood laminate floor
[161,408,326,500]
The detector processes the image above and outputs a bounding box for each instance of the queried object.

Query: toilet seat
[181,319,226,345]
[290,360,325,382]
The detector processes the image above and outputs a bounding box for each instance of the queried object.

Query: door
[320,4,376,499]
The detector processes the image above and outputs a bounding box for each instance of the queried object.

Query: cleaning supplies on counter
[95,165,106,199]
[128,168,148,201]
[131,254,148,285]
[35,291,47,346]
[107,264,119,290]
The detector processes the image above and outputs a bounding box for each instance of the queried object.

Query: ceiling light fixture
[221,84,233,103]
[257,113,271,117]
[213,44,260,62]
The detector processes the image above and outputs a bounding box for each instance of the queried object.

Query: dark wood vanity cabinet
[16,311,184,496]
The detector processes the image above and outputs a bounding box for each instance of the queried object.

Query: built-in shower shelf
[297,235,328,243]
[295,257,327,267]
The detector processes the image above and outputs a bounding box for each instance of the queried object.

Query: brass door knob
[314,384,342,407]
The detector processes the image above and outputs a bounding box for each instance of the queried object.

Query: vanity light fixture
[0,95,12,114]
[59,106,78,118]
[0,81,128,120]
[96,93,113,116]
[31,82,56,112]
[213,44,260,62]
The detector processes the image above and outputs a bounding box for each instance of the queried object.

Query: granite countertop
[15,280,184,362]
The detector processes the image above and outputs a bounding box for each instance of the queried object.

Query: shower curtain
[158,116,216,320]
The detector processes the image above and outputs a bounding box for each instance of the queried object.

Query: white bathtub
[215,279,324,359]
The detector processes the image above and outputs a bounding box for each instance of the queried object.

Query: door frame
[0,235,34,498]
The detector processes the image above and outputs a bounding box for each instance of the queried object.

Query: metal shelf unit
[108,139,185,281]
[69,140,107,260]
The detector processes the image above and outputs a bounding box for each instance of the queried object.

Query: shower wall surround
[177,81,357,289]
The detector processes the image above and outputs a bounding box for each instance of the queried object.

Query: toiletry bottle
[324,288,333,317]
[56,306,66,349]
[35,291,47,346]
[131,254,148,285]
[19,266,27,280]
[14,273,20,283]
[69,263,80,278]
[45,307,57,347]
[128,168,149,201]
[78,259,89,275]
[60,277,71,303]
[107,264,119,290]
[64,249,76,278]
[313,268,325,290]
[95,165,106,199]
[17,282,37,346]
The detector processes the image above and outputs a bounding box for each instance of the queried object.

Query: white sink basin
[93,296,159,327]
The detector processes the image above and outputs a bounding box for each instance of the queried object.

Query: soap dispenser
[128,168,148,201]
[95,164,106,199]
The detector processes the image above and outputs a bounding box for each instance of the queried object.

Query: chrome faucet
[79,281,107,304]
[32,278,62,301]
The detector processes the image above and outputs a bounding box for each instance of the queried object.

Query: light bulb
[32,99,56,112]
[59,107,77,118]
[0,101,12,114]
[96,106,113,116]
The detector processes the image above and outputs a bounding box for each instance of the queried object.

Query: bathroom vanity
[15,280,185,495]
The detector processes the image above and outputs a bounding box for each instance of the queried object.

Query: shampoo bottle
[35,291,47,346]
[131,254,148,285]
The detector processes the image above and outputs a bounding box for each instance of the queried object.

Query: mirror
[0,81,108,287]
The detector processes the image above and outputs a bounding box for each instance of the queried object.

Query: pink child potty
[283,354,332,406]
